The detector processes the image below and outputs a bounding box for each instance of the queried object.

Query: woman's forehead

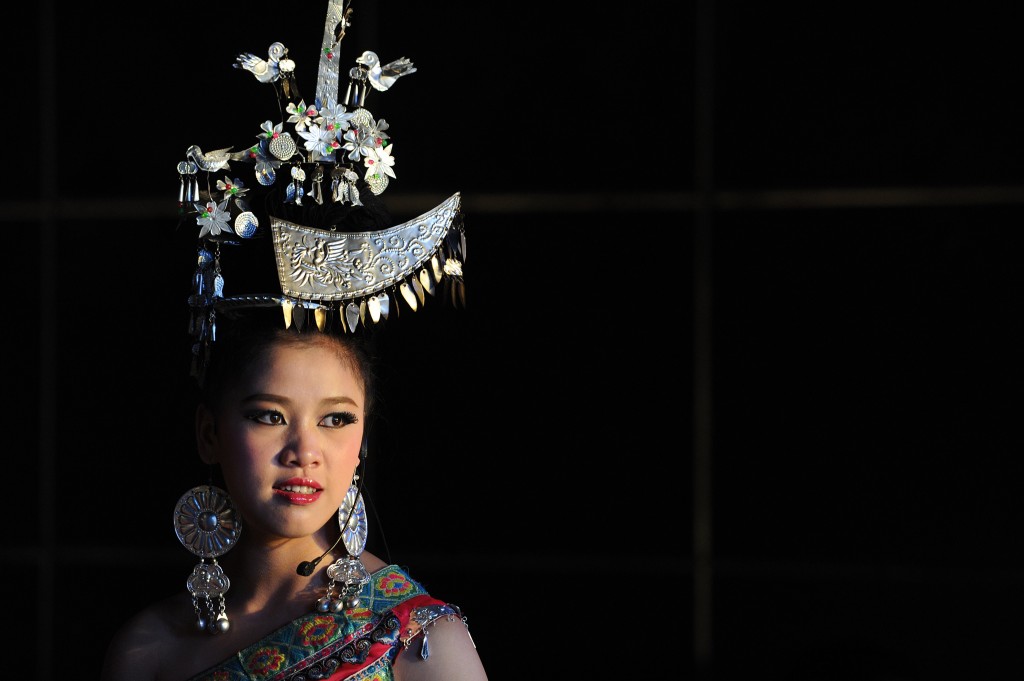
[233,344,366,404]
[254,339,361,377]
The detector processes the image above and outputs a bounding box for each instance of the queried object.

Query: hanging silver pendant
[311,165,325,205]
[419,268,434,296]
[400,282,417,311]
[281,300,295,329]
[345,302,360,332]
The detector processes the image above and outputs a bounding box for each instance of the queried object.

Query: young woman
[100,319,487,680]
[100,2,482,676]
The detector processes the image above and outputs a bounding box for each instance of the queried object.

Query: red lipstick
[273,478,323,505]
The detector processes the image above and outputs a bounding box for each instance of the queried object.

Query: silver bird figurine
[234,41,289,83]
[186,145,245,173]
[355,51,416,92]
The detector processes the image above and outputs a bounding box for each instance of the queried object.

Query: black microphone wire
[295,441,369,576]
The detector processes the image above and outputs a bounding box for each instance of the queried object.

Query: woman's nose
[280,424,323,467]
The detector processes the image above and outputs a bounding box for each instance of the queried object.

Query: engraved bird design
[186,145,245,173]
[355,51,416,92]
[289,237,360,289]
[234,41,289,83]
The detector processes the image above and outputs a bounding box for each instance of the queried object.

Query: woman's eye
[320,412,358,428]
[247,410,286,425]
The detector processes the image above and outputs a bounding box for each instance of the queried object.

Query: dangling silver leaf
[281,300,294,329]
[419,268,434,296]
[345,302,360,333]
[379,292,390,319]
[400,282,417,311]
[368,296,381,323]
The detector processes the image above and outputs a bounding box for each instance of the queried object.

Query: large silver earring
[173,484,241,634]
[316,477,370,612]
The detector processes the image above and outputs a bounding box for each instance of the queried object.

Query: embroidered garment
[188,565,465,681]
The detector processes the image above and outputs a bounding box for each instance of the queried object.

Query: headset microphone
[296,531,346,576]
[296,438,369,577]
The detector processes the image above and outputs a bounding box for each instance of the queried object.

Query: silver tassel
[311,166,324,205]
[331,167,344,202]
[178,160,199,202]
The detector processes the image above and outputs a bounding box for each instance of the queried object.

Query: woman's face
[198,337,366,543]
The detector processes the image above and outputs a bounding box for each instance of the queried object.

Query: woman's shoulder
[100,593,191,681]
[391,601,488,681]
[361,550,389,574]
[360,554,489,680]
[103,590,275,681]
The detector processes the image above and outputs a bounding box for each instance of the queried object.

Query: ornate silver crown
[177,0,466,377]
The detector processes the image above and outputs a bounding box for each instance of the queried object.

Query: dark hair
[199,309,378,419]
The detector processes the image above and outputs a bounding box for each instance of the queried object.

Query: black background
[4,1,1024,679]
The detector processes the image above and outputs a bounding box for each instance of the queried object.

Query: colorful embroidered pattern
[346,606,372,627]
[377,570,415,598]
[298,615,340,647]
[244,647,288,676]
[187,565,444,681]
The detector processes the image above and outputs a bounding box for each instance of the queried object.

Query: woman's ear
[196,404,219,465]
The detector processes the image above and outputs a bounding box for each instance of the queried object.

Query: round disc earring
[173,484,242,634]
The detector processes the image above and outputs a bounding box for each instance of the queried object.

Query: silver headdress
[178,0,466,379]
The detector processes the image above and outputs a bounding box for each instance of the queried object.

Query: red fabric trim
[320,594,445,680]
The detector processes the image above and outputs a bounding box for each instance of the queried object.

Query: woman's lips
[273,478,323,505]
